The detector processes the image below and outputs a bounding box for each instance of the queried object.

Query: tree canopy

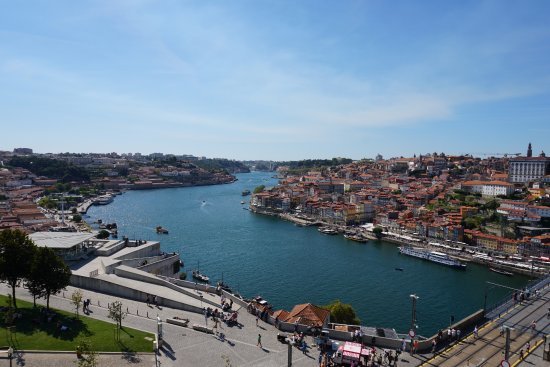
[253,185,266,194]
[322,300,361,325]
[28,247,72,310]
[8,156,90,182]
[0,229,36,308]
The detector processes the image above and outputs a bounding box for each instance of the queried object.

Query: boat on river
[156,226,169,234]
[399,246,466,269]
[94,194,114,205]
[193,270,210,283]
[489,267,513,276]
[318,227,338,235]
[242,189,251,196]
[344,234,368,243]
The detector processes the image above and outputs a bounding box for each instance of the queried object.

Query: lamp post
[7,346,13,367]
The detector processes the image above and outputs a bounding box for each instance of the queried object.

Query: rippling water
[86,171,532,336]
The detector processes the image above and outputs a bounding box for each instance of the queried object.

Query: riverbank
[250,208,547,277]
[85,171,534,336]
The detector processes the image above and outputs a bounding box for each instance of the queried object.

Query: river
[86,171,532,336]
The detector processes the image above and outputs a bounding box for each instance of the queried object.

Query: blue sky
[1,0,549,160]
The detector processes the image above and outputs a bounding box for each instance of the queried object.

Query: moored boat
[489,267,513,276]
[399,246,466,269]
[344,234,368,243]
[318,227,338,235]
[94,194,114,205]
[192,270,210,283]
[242,189,251,196]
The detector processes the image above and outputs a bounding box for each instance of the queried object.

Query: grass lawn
[0,295,154,352]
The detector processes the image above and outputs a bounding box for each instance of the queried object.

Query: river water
[86,171,532,336]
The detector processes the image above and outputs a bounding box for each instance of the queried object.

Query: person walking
[473,325,478,339]
[256,314,259,327]
[146,294,150,306]
[530,320,536,334]
[401,338,407,352]
[203,308,208,326]
[257,333,262,348]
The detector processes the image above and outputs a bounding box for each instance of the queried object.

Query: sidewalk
[0,283,434,367]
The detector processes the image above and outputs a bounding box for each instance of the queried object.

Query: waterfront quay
[1,277,548,367]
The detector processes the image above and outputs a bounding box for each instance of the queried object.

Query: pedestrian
[256,314,259,327]
[456,329,461,340]
[525,341,530,351]
[146,294,150,306]
[318,352,324,366]
[152,295,157,306]
[431,339,436,353]
[473,325,478,339]
[451,328,456,340]
[519,348,524,360]
[212,317,217,333]
[257,333,262,348]
[203,308,208,326]
[82,299,87,314]
[401,338,407,352]
[413,339,419,355]
[530,320,536,334]
[294,320,299,332]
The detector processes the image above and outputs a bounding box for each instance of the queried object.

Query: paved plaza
[0,281,548,367]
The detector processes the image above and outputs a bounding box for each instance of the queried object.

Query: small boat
[395,267,404,271]
[156,226,169,234]
[192,270,210,283]
[318,227,339,235]
[344,234,368,243]
[489,267,513,276]
[241,200,245,204]
[242,189,251,196]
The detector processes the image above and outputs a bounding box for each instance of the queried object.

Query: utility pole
[287,341,293,367]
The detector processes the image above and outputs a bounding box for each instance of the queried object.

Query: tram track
[421,295,548,367]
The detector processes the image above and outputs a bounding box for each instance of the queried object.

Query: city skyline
[2,1,550,160]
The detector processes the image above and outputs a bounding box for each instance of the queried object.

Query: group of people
[82,298,91,314]
[220,294,233,311]
[145,294,158,306]
[203,306,239,328]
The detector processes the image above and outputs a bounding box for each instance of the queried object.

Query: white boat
[94,195,113,205]
[399,246,466,269]
[192,270,210,283]
[489,267,514,276]
[318,227,338,235]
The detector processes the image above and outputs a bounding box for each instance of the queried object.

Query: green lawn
[0,295,154,352]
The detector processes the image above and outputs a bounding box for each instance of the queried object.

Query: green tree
[73,214,82,223]
[108,300,127,340]
[322,300,360,325]
[253,185,265,194]
[97,230,110,239]
[0,229,36,309]
[71,289,83,318]
[28,247,71,310]
[372,227,383,239]
[76,339,98,367]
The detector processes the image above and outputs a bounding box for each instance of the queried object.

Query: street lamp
[7,346,13,367]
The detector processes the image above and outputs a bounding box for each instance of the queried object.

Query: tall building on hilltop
[508,143,550,183]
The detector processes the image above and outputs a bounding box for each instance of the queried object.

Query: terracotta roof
[284,303,330,327]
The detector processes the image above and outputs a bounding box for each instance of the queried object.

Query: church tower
[527,142,532,157]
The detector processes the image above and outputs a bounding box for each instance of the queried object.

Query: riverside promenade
[1,281,548,367]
